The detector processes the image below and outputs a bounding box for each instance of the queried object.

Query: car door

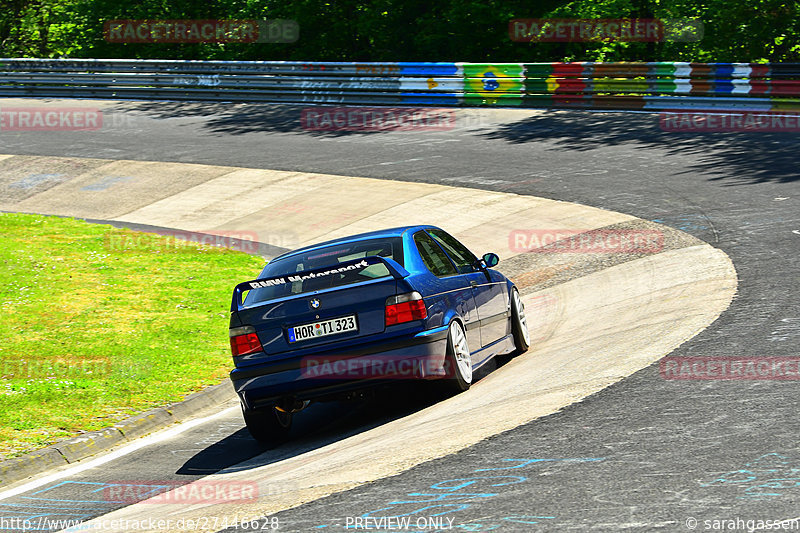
[427,229,509,348]
[412,231,482,351]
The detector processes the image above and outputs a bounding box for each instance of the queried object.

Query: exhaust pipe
[275,398,310,413]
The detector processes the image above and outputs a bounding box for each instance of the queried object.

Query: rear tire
[242,405,292,445]
[440,320,472,393]
[511,288,531,355]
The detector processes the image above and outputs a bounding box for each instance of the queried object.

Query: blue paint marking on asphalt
[700,452,800,500]
[652,214,709,232]
[313,457,605,530]
[0,502,106,511]
[80,176,134,191]
[428,476,525,490]
[0,480,167,529]
[474,458,604,471]
[361,503,471,520]
[8,174,66,189]
[20,480,174,505]
[25,480,113,503]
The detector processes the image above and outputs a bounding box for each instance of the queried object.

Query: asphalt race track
[0,100,798,532]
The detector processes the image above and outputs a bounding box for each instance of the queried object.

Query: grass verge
[0,213,264,459]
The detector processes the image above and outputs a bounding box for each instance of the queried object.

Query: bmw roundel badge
[309,298,321,309]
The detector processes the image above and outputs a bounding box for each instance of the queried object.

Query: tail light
[385,291,427,326]
[229,325,263,356]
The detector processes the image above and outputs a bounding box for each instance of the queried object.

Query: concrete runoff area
[0,154,736,530]
[0,155,634,260]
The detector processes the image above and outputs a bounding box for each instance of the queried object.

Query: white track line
[0,406,239,501]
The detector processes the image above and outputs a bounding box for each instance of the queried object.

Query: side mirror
[482,253,499,268]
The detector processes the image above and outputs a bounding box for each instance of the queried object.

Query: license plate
[288,315,357,343]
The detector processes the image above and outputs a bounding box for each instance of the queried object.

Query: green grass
[0,213,265,459]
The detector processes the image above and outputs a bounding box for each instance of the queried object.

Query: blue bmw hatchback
[229,225,530,442]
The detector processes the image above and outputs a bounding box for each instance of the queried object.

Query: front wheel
[242,404,292,445]
[440,320,472,393]
[511,288,531,355]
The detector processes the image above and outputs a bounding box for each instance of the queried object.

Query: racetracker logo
[301,355,458,380]
[103,19,298,43]
[102,480,258,504]
[661,357,800,380]
[103,230,283,254]
[300,107,456,132]
[0,108,102,131]
[509,229,664,254]
[509,18,703,42]
[660,111,800,132]
[0,358,112,378]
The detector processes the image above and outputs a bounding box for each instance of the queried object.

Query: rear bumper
[231,326,449,410]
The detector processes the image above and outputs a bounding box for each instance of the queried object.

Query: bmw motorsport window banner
[231,256,384,311]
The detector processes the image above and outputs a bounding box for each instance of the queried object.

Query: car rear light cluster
[229,325,263,356]
[385,291,427,326]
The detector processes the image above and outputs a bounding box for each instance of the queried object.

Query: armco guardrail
[1,58,799,111]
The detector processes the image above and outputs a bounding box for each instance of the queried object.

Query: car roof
[271,225,436,262]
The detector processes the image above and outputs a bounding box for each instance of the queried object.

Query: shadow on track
[108,102,800,185]
[106,101,450,138]
[177,362,501,475]
[480,110,800,186]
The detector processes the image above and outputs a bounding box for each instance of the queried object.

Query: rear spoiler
[231,255,410,312]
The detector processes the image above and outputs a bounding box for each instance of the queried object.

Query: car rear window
[244,237,403,305]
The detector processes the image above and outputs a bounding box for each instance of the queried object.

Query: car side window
[414,231,457,277]
[428,229,478,274]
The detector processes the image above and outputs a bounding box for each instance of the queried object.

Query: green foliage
[0,1,798,74]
